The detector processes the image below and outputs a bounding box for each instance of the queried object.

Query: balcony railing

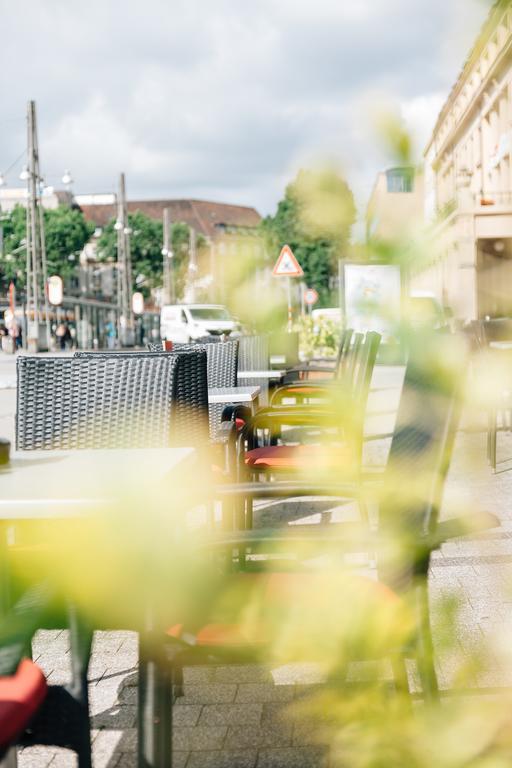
[475,191,512,208]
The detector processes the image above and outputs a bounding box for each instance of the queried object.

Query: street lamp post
[24,100,51,352]
[162,208,174,305]
[116,172,135,346]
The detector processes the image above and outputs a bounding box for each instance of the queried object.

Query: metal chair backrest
[378,335,466,584]
[342,332,363,389]
[335,328,354,379]
[352,331,381,406]
[338,332,381,460]
[17,351,208,450]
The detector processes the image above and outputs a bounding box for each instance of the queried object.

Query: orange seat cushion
[283,386,324,395]
[0,660,47,749]
[245,443,353,471]
[166,571,403,655]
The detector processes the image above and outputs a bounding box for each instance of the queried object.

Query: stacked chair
[153,331,499,764]
[271,328,359,405]
[279,327,354,386]
[225,332,380,529]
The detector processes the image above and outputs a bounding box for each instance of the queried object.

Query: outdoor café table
[208,385,260,410]
[0,447,199,768]
[237,369,286,381]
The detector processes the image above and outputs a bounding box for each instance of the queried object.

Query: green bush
[295,314,341,359]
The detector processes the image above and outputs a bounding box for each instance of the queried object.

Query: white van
[160,304,240,343]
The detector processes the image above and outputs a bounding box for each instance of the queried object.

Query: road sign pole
[287,277,292,331]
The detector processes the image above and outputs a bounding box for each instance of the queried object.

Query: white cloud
[0,0,493,218]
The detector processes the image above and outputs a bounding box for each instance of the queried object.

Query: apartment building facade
[419,0,512,320]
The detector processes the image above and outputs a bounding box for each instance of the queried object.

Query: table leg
[138,633,173,768]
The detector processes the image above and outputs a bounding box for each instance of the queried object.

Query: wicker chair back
[17,351,208,450]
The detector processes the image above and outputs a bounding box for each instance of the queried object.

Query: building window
[385,167,415,193]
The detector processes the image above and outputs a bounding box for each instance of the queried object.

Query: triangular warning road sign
[272,245,304,277]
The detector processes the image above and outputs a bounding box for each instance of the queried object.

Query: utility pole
[162,208,174,304]
[187,226,197,302]
[116,172,134,346]
[25,100,51,351]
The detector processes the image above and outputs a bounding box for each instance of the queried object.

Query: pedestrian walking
[56,322,68,351]
[105,320,117,350]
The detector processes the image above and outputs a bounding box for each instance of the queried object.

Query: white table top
[238,370,286,379]
[208,386,260,404]
[490,341,512,350]
[0,448,195,520]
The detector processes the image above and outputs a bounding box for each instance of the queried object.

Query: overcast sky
[0,0,492,223]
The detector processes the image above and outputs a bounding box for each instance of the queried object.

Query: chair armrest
[214,479,362,499]
[271,381,336,405]
[205,522,372,552]
[429,511,500,547]
[245,405,350,433]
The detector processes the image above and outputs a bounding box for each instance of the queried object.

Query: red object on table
[164,340,173,351]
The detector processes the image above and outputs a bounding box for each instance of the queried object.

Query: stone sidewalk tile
[260,702,295,726]
[177,683,238,705]
[91,635,126,653]
[172,726,227,751]
[174,704,203,727]
[292,720,331,747]
[47,751,78,768]
[256,746,327,767]
[198,702,263,726]
[214,664,273,683]
[92,704,137,729]
[270,663,326,686]
[224,724,292,750]
[116,754,187,768]
[235,684,295,703]
[183,665,216,684]
[186,750,258,768]
[18,747,59,768]
[91,730,125,767]
[89,681,125,712]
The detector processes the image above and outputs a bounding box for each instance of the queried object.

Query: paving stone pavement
[8,364,512,766]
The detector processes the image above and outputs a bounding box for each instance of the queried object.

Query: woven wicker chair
[237,335,270,402]
[17,351,208,450]
[146,341,239,439]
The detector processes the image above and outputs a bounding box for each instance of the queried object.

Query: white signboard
[344,264,401,340]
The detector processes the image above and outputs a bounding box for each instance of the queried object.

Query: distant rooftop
[75,195,262,238]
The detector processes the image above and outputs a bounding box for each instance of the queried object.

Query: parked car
[160,304,241,342]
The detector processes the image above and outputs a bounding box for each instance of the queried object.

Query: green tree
[0,204,94,293]
[96,211,197,299]
[262,169,356,305]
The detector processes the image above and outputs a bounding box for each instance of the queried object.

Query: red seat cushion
[245,443,353,471]
[166,571,403,655]
[0,660,47,749]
